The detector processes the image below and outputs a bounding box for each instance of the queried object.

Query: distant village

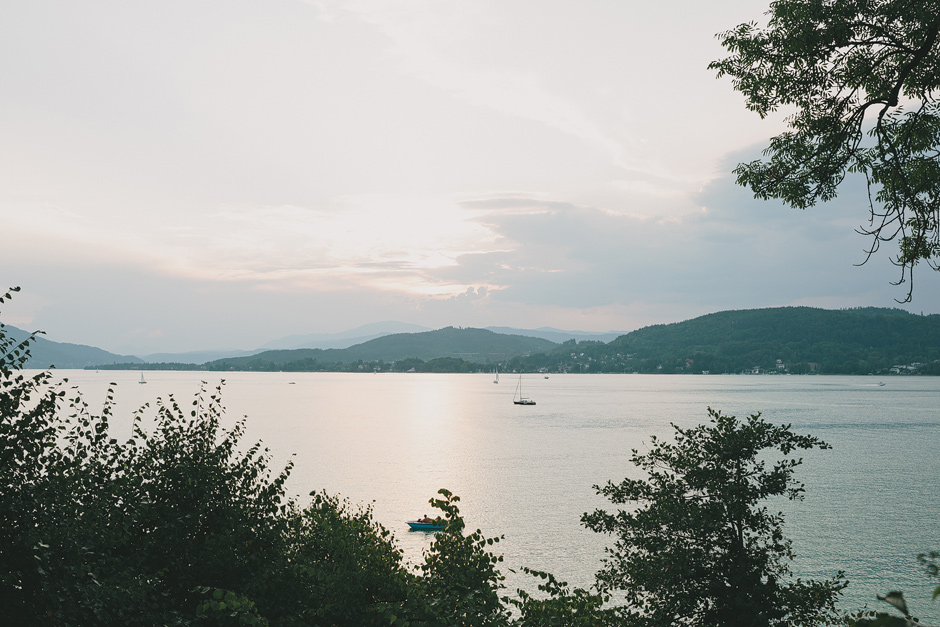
[733,360,927,376]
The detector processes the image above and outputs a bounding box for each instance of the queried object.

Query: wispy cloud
[309,0,633,170]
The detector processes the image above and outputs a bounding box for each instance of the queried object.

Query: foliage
[847,551,940,627]
[1,287,418,625]
[269,491,412,626]
[582,408,846,626]
[924,550,940,601]
[3,288,586,625]
[710,0,940,299]
[196,588,270,627]
[403,489,512,627]
[506,568,616,626]
[0,286,69,623]
[2,374,300,624]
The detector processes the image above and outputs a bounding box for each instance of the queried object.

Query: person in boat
[420,514,432,524]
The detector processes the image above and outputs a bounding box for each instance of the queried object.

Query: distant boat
[407,519,444,531]
[138,372,147,384]
[494,366,499,384]
[513,375,536,405]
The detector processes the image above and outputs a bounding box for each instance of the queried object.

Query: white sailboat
[138,372,147,384]
[513,375,535,405]
[494,365,499,384]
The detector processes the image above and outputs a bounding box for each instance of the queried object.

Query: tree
[4,287,541,625]
[0,286,415,625]
[506,567,616,627]
[268,491,412,626]
[582,408,846,626]
[710,0,940,300]
[408,489,512,627]
[0,287,81,623]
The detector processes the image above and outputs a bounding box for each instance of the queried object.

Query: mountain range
[3,324,144,369]
[7,306,940,375]
[503,306,940,375]
[202,327,557,371]
[6,321,622,370]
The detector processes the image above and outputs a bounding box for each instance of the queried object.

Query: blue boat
[407,520,445,531]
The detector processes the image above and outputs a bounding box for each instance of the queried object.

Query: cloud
[432,168,940,317]
[310,1,630,165]
[4,1,939,355]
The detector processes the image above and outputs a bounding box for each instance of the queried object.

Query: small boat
[407,520,445,531]
[138,372,147,384]
[494,366,499,384]
[513,375,536,405]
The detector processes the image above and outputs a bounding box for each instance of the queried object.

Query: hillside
[18,307,940,375]
[485,326,624,343]
[2,324,143,369]
[503,307,940,375]
[201,327,557,371]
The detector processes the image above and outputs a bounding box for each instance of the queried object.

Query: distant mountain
[12,307,940,375]
[607,306,940,374]
[204,327,557,370]
[606,306,930,358]
[261,321,432,350]
[2,325,143,369]
[501,306,940,375]
[141,349,266,364]
[486,326,625,344]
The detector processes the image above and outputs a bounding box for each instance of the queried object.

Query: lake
[47,370,940,620]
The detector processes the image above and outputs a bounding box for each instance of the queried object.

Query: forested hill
[621,306,933,352]
[504,307,940,375]
[2,324,143,369]
[71,307,940,374]
[201,327,557,371]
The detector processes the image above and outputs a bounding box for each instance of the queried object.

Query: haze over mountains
[203,327,559,371]
[258,321,432,351]
[8,306,940,375]
[3,324,145,369]
[7,320,627,369]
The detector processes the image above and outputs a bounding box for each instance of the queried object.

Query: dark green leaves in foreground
[583,408,847,626]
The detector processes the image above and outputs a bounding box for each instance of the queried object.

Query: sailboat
[493,366,499,384]
[513,375,535,405]
[138,372,147,385]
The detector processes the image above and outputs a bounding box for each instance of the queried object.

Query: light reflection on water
[45,371,940,620]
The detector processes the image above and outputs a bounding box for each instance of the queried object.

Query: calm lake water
[46,370,940,619]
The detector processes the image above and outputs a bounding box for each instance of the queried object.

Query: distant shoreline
[77,365,928,377]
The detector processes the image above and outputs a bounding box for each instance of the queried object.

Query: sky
[3,0,939,356]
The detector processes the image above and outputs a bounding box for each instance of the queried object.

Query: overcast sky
[3,0,939,355]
